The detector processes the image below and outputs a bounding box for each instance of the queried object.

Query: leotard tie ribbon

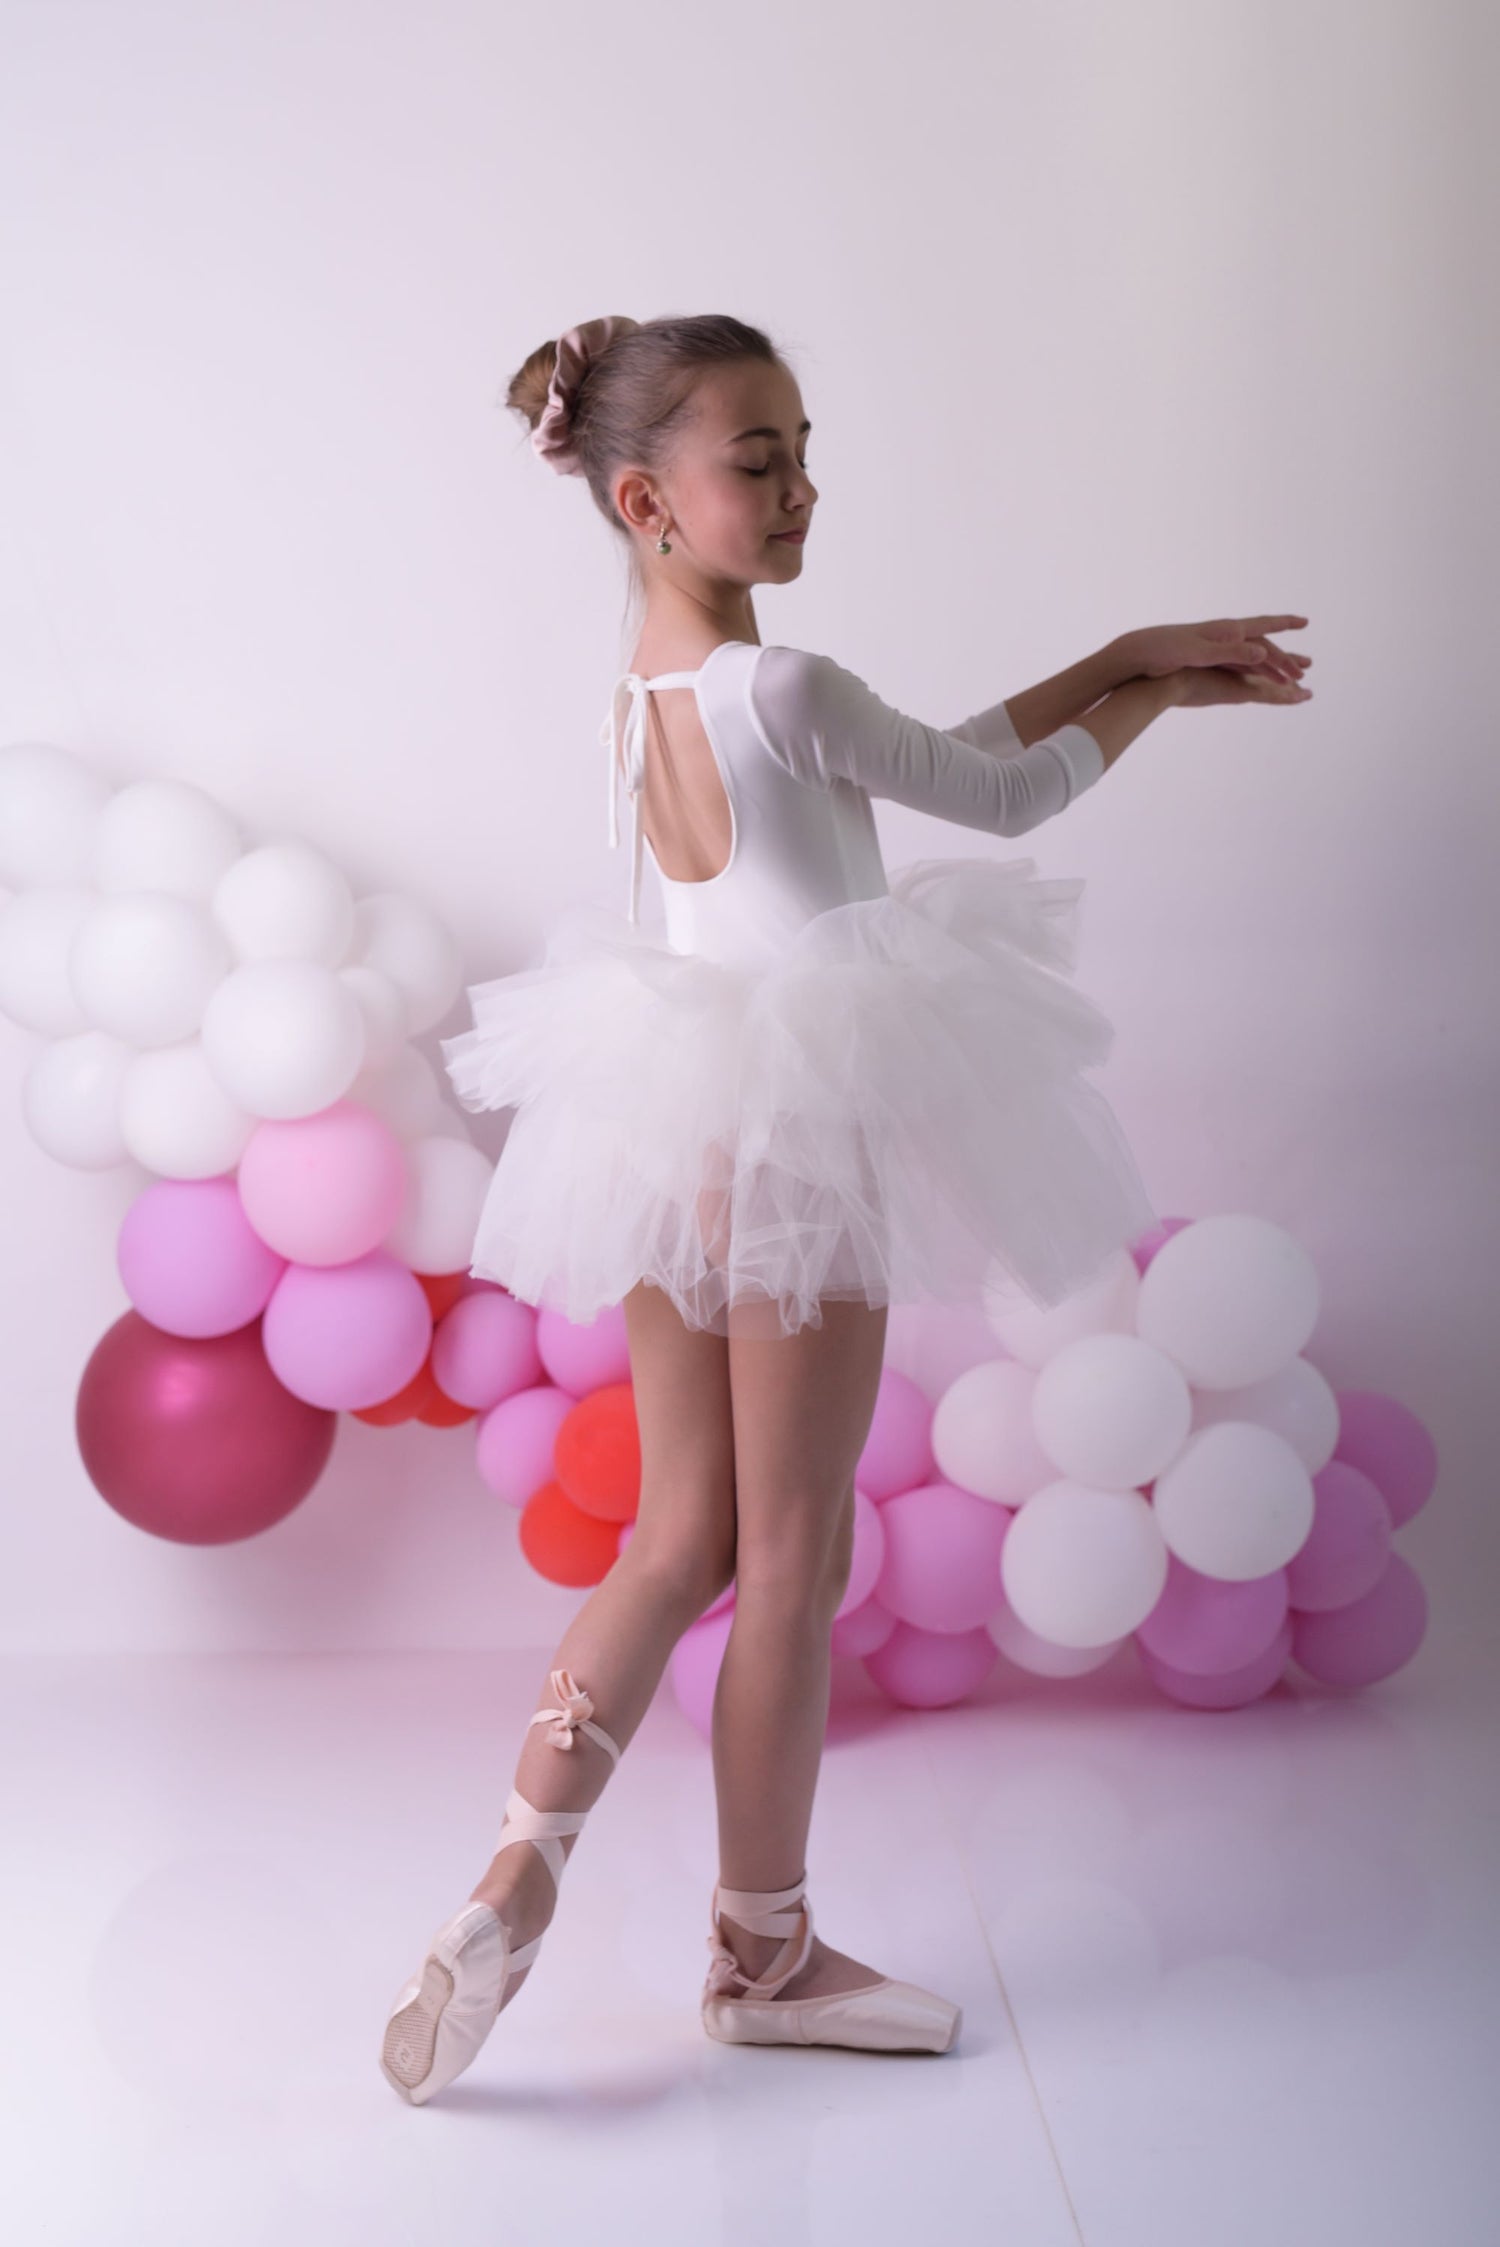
[601,676,651,927]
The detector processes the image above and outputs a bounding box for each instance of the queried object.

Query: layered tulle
[439,855,1159,1338]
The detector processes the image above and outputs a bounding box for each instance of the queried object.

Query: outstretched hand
[1114,615,1314,709]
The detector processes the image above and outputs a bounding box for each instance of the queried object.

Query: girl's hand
[1161,661,1313,710]
[1114,616,1313,690]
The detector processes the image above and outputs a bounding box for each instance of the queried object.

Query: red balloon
[520,1479,622,1585]
[75,1310,336,1544]
[554,1382,641,1523]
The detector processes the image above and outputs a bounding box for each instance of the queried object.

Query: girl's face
[620,359,818,588]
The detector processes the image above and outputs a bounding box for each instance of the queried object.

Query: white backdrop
[1,0,1492,1652]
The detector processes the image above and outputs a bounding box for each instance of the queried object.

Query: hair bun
[532,315,641,475]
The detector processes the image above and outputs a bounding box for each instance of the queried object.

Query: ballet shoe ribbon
[538,1665,595,1749]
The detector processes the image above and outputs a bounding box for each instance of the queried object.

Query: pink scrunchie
[532,315,641,475]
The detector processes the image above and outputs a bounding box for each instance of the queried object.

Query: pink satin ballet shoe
[701,1872,962,2055]
[380,1668,622,2105]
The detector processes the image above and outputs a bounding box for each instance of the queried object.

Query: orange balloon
[520,1479,623,1586]
[418,1270,472,1321]
[351,1366,428,1425]
[554,1382,641,1523]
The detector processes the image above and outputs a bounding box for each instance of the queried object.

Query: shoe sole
[702,1997,962,2055]
[381,1952,458,2101]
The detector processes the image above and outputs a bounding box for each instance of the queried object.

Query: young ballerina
[379,312,1313,2101]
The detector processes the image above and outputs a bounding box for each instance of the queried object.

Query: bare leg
[468,1277,738,2011]
[711,1293,892,2000]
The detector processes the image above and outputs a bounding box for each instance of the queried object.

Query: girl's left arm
[975,619,1310,750]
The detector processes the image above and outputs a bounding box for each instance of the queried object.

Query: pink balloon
[1290,1553,1428,1687]
[117,1175,286,1337]
[432,1290,542,1409]
[75,1311,335,1544]
[238,1100,409,1265]
[833,1487,887,1618]
[856,1368,935,1501]
[1331,1390,1439,1529]
[1138,1617,1295,1708]
[475,1383,573,1507]
[535,1303,631,1395]
[669,1605,737,1740]
[876,1481,1010,1633]
[1137,1550,1289,1674]
[262,1249,432,1409]
[864,1619,997,1707]
[1285,1460,1393,1611]
[830,1595,896,1658]
[1130,1213,1196,1275]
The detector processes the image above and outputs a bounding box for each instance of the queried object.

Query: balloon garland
[1,743,1435,1714]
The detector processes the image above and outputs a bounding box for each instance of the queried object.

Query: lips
[771,528,807,542]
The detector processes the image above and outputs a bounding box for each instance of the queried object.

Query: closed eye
[744,462,809,477]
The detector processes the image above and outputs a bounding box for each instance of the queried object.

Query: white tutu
[440,854,1159,1338]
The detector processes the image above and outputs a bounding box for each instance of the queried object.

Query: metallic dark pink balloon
[75,1311,336,1545]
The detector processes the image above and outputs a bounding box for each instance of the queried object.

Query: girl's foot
[714,1914,889,2002]
[467,1830,578,2013]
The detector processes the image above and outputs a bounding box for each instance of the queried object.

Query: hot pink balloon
[475,1383,574,1507]
[1290,1553,1428,1687]
[856,1368,935,1501]
[534,1303,630,1395]
[117,1175,286,1337]
[1138,1617,1295,1708]
[1137,1550,1289,1674]
[1331,1390,1439,1529]
[864,1619,997,1708]
[1285,1460,1393,1611]
[432,1289,542,1409]
[876,1481,1010,1633]
[75,1311,335,1544]
[262,1249,432,1409]
[238,1099,409,1265]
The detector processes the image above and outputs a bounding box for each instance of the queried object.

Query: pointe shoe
[701,1873,962,2055]
[380,1668,621,2105]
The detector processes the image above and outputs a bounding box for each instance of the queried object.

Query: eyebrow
[725,420,812,444]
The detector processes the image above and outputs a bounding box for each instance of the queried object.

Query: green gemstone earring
[656,525,671,554]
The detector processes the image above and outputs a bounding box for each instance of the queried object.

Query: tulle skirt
[439,855,1159,1339]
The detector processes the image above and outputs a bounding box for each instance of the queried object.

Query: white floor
[7,1632,1495,2246]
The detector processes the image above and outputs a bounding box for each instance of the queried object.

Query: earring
[656,525,672,554]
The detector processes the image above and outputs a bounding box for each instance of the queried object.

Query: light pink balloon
[238,1099,409,1265]
[533,1302,631,1395]
[856,1368,935,1501]
[831,1595,896,1658]
[864,1619,998,1708]
[1331,1390,1439,1528]
[669,1605,737,1740]
[1130,1213,1195,1275]
[432,1290,542,1409]
[262,1249,432,1409]
[1290,1553,1428,1687]
[876,1481,1011,1633]
[833,1487,886,1618]
[1138,1617,1294,1708]
[475,1383,573,1507]
[1136,1549,1289,1674]
[117,1175,286,1337]
[1285,1460,1393,1611]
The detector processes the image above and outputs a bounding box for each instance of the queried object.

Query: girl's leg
[469,1277,738,2012]
[711,1293,890,2000]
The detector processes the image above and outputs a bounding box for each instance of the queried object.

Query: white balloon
[0,740,112,888]
[338,965,409,1071]
[120,1040,257,1178]
[931,1358,1055,1504]
[212,841,356,965]
[1151,1421,1315,1580]
[347,1041,455,1139]
[982,1245,1142,1368]
[382,1133,494,1273]
[0,888,96,1033]
[349,892,464,1036]
[69,893,233,1045]
[20,1031,133,1168]
[1032,1332,1194,1489]
[1189,1355,1340,1472]
[91,777,242,902]
[1001,1481,1169,1648]
[1135,1213,1319,1388]
[200,959,366,1119]
[988,1601,1123,1677]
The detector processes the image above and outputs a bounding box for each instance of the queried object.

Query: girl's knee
[624,1528,736,1612]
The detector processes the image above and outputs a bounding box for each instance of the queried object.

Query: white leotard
[601,638,1107,968]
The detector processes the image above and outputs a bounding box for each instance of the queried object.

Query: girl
[380,312,1312,2101]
